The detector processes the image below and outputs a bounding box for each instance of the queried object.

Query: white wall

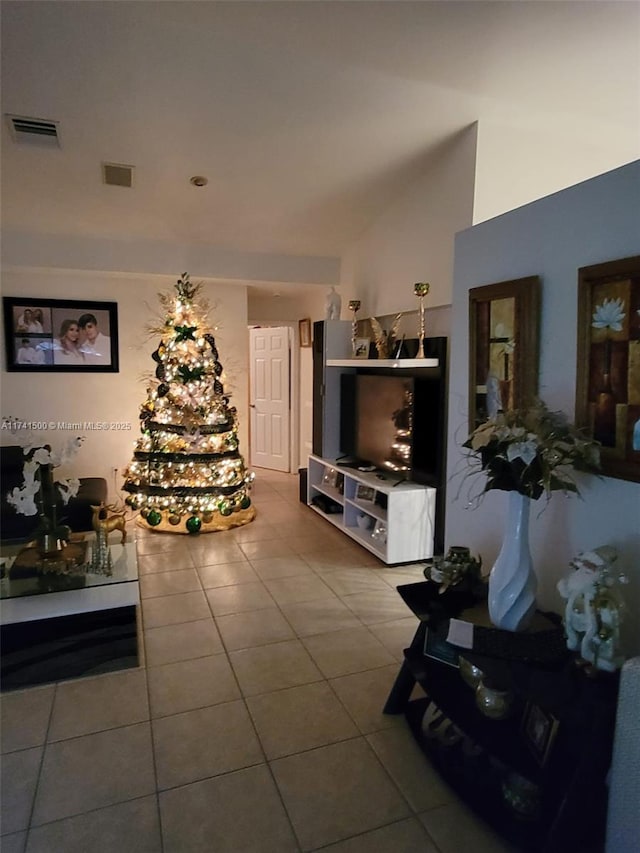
[446,160,640,655]
[1,269,250,501]
[473,117,640,226]
[340,125,477,313]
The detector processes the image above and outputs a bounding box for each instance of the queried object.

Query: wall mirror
[468,276,541,430]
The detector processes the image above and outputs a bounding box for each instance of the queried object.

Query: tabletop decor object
[370,313,402,359]
[462,399,601,631]
[557,545,629,672]
[424,545,483,594]
[413,282,430,358]
[348,299,361,356]
[4,421,83,558]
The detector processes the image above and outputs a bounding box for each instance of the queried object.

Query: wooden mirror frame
[468,276,541,431]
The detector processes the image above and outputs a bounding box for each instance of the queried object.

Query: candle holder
[348,299,361,356]
[413,282,430,358]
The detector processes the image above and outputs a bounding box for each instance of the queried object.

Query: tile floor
[1,469,513,852]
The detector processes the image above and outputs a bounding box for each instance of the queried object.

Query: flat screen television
[340,372,443,486]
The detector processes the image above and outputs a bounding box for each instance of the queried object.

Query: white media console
[307,454,436,564]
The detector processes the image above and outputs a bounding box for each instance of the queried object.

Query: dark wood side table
[383,580,619,853]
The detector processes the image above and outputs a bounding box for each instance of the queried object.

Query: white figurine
[325,287,342,320]
[557,546,627,672]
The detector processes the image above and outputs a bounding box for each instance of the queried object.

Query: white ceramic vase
[488,491,537,632]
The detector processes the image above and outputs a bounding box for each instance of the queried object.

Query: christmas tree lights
[123,273,255,534]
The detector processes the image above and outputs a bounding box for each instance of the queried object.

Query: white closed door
[250,326,291,471]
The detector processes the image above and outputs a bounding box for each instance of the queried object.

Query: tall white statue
[325,287,342,320]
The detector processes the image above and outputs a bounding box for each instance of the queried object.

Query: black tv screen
[340,372,442,486]
[356,374,413,474]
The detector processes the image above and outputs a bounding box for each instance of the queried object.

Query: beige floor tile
[0,832,26,853]
[250,554,315,580]
[302,626,395,678]
[319,567,392,596]
[137,550,195,574]
[247,681,358,759]
[272,738,410,851]
[141,590,211,629]
[229,639,323,696]
[378,565,428,588]
[143,618,223,666]
[135,535,190,556]
[368,617,419,661]
[231,520,280,543]
[342,590,412,625]
[366,726,454,812]
[329,664,404,734]
[196,560,258,588]
[1,684,55,753]
[280,598,361,637]
[25,796,162,853]
[139,568,202,599]
[287,532,345,554]
[303,548,380,572]
[216,607,295,650]
[188,540,248,566]
[159,764,298,853]
[48,669,149,741]
[316,817,438,852]
[0,747,42,834]
[32,723,155,825]
[264,574,336,606]
[419,802,516,853]
[152,700,263,789]
[147,654,240,718]
[205,580,276,616]
[239,539,297,561]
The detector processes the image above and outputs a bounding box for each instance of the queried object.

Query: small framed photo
[354,337,371,358]
[355,484,375,503]
[424,627,460,668]
[3,296,119,372]
[521,702,559,766]
[298,318,312,348]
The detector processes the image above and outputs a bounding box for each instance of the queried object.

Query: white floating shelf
[326,358,439,368]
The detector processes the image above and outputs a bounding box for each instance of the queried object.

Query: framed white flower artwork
[576,255,640,483]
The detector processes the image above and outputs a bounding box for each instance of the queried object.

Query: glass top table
[0,536,139,626]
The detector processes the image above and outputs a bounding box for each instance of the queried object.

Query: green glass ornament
[219,502,232,516]
[147,510,162,526]
[240,496,251,510]
[186,516,202,534]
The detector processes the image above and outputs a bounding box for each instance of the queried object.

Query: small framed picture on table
[355,484,375,503]
[521,702,559,766]
[354,337,371,358]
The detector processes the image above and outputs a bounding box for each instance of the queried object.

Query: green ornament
[186,515,202,534]
[219,502,232,516]
[147,510,162,526]
[240,496,251,509]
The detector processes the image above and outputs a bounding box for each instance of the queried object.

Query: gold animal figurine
[91,503,127,544]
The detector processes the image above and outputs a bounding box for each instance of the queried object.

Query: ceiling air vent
[102,162,134,188]
[7,114,60,147]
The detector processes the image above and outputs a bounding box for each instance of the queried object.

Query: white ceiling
[2,1,639,279]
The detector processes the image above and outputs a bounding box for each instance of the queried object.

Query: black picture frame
[521,701,559,766]
[423,627,460,668]
[3,297,119,372]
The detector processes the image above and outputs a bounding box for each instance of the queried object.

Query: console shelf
[307,455,435,564]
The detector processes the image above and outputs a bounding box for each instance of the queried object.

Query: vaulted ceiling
[2,1,639,284]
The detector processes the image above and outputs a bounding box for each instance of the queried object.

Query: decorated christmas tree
[123,273,255,534]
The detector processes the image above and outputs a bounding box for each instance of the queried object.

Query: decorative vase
[34,463,70,558]
[488,491,537,632]
[475,681,514,719]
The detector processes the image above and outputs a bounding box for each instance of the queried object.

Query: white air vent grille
[7,114,60,146]
[102,162,134,188]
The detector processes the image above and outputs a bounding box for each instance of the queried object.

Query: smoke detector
[190,175,208,187]
[102,162,134,188]
[7,114,60,147]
